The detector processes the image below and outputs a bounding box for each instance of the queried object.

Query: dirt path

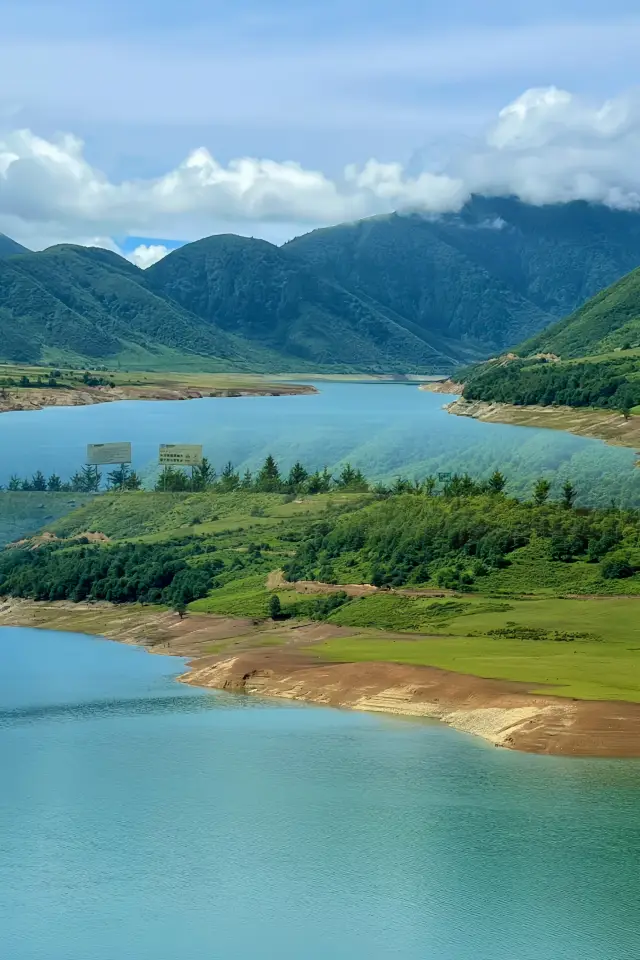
[266,569,454,598]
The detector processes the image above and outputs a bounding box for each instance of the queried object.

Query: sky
[2,0,640,265]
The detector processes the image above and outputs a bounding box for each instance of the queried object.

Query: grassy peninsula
[1,465,640,751]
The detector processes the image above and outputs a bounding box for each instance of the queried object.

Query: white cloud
[459,87,640,208]
[3,86,640,250]
[126,244,169,268]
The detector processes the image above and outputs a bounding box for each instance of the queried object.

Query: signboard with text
[87,443,132,465]
[158,444,203,466]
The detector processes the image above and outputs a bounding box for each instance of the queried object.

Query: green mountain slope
[286,197,640,352]
[0,234,30,258]
[0,245,284,368]
[518,266,640,359]
[456,264,640,412]
[2,196,640,372]
[146,234,468,370]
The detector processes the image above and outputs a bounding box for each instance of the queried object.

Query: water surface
[1,627,639,960]
[0,382,638,505]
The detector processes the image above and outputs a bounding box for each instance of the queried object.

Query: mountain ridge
[3,197,640,371]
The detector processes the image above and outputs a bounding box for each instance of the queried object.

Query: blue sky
[1,0,640,260]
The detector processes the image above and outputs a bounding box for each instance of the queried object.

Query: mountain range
[3,197,640,372]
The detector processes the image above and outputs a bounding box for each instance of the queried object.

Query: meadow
[2,485,640,703]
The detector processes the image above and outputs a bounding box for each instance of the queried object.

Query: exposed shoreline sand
[3,597,640,758]
[0,381,316,413]
[419,381,640,456]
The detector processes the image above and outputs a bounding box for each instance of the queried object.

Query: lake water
[0,381,638,506]
[2,385,640,957]
[1,627,639,960]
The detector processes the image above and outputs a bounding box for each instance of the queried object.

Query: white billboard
[87,442,132,465]
[158,444,203,466]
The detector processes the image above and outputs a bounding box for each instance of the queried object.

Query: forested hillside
[145,234,458,369]
[462,355,640,411]
[286,197,640,350]
[0,245,285,369]
[458,259,640,411]
[2,197,640,371]
[3,481,640,611]
[518,265,640,359]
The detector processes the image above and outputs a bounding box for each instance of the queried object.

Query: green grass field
[312,595,640,701]
[47,490,368,541]
[0,361,311,390]
[6,486,640,705]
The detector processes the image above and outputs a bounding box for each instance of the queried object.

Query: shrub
[601,552,638,580]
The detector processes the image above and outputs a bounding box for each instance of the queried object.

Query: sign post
[87,443,132,491]
[158,444,203,492]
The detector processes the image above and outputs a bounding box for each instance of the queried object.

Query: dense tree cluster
[0,540,220,606]
[155,455,370,494]
[7,464,141,492]
[2,471,640,615]
[463,357,640,412]
[283,479,640,589]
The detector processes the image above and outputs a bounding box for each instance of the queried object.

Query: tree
[487,470,506,494]
[31,470,47,492]
[391,476,412,494]
[336,462,368,491]
[72,465,101,492]
[561,480,577,510]
[155,466,190,491]
[256,454,282,492]
[240,469,253,489]
[287,461,308,491]
[46,474,62,492]
[337,463,356,488]
[219,461,240,492]
[532,478,551,506]
[422,475,437,496]
[173,601,187,619]
[192,457,216,490]
[550,532,574,563]
[107,464,141,491]
[7,475,21,491]
[601,552,637,580]
[306,471,323,494]
[268,594,282,619]
[19,375,30,387]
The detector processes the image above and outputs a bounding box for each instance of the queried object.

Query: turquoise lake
[1,383,640,957]
[0,381,638,505]
[1,627,639,960]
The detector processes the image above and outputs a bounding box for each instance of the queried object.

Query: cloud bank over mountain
[2,86,640,253]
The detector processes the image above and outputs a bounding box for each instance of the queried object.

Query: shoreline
[420,380,640,454]
[2,597,640,758]
[0,381,317,413]
[445,397,640,455]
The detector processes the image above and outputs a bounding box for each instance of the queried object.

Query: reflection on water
[0,382,637,506]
